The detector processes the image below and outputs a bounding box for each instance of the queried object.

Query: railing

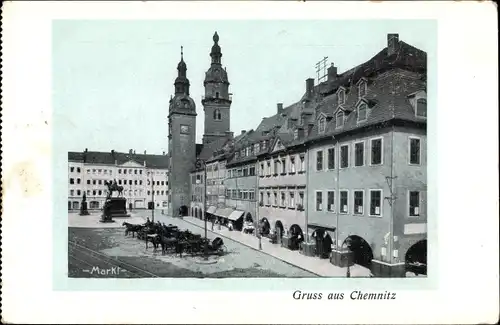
[201,94,233,101]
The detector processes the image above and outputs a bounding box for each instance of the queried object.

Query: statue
[104,179,124,199]
[100,179,129,223]
[79,191,90,216]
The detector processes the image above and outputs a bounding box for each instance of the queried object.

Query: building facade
[184,32,427,277]
[68,149,169,211]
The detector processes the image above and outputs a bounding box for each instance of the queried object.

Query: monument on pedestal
[100,179,130,223]
[79,192,90,216]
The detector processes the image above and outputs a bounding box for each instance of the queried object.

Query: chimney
[327,63,338,81]
[84,148,88,153]
[163,151,166,155]
[111,149,115,155]
[277,103,284,114]
[129,149,133,154]
[133,150,136,154]
[241,130,246,135]
[143,160,146,167]
[306,78,314,98]
[144,150,146,155]
[387,33,399,56]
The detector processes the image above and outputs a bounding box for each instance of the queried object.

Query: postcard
[2,1,498,324]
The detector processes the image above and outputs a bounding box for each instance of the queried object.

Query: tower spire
[175,46,189,95]
[210,31,222,65]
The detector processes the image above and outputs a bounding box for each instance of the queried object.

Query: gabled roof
[68,150,169,169]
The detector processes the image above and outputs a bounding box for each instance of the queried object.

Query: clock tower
[202,32,232,144]
[168,47,197,217]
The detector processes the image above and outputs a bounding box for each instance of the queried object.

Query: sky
[53,20,435,155]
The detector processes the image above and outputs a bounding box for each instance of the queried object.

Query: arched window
[213,109,221,120]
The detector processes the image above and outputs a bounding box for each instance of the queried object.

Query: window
[260,163,264,176]
[238,190,242,199]
[357,103,367,122]
[316,150,324,171]
[134,170,137,174]
[70,167,74,173]
[98,190,102,196]
[338,89,345,105]
[249,190,255,201]
[370,190,382,216]
[281,192,286,207]
[299,191,304,205]
[216,92,220,98]
[140,170,142,174]
[156,181,160,185]
[70,190,74,196]
[77,167,81,173]
[93,190,96,196]
[77,178,81,184]
[354,191,364,214]
[260,192,264,204]
[249,166,255,176]
[232,189,237,198]
[409,191,420,216]
[340,145,349,168]
[140,180,143,185]
[409,138,421,165]
[336,111,344,128]
[92,180,96,185]
[273,192,278,206]
[266,192,271,205]
[318,117,326,133]
[281,159,286,173]
[289,192,295,208]
[354,142,364,167]
[371,138,383,165]
[267,161,271,175]
[358,80,367,98]
[148,190,151,195]
[123,169,127,174]
[299,155,305,172]
[243,191,249,200]
[135,180,138,185]
[273,160,279,175]
[316,191,323,211]
[87,180,90,185]
[290,156,296,173]
[416,98,427,117]
[340,191,348,214]
[327,191,335,212]
[98,180,102,185]
[129,180,133,185]
[243,168,248,177]
[327,147,335,169]
[70,178,74,184]
[118,180,122,185]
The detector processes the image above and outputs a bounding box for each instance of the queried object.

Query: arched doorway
[288,224,304,250]
[312,229,333,259]
[191,207,194,217]
[245,213,253,223]
[259,217,271,236]
[275,221,284,238]
[179,205,188,217]
[344,235,374,268]
[405,239,427,275]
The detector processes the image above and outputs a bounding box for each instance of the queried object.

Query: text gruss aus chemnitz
[293,290,397,300]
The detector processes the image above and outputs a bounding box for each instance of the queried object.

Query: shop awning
[228,210,245,221]
[308,223,336,232]
[214,208,233,218]
[207,206,217,214]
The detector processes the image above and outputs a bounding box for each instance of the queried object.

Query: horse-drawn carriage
[122,221,227,257]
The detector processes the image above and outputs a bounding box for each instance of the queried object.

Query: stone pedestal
[100,197,130,223]
[79,202,90,216]
[330,249,354,267]
[281,236,290,249]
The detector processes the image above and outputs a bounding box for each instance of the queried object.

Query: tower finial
[181,46,184,60]
[213,32,219,43]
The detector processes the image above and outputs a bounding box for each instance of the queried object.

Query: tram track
[68,239,159,278]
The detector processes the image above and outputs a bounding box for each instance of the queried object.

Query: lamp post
[196,158,208,261]
[151,173,155,223]
[342,238,352,278]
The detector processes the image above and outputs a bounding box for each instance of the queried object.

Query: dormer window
[213,109,222,121]
[337,89,346,105]
[357,103,368,122]
[358,79,367,98]
[416,98,427,118]
[318,117,326,133]
[336,111,344,128]
[240,149,245,157]
[262,141,267,150]
[235,152,240,159]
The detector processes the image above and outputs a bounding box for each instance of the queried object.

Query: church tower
[202,32,232,144]
[168,47,197,217]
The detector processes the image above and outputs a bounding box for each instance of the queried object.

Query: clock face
[180,125,189,134]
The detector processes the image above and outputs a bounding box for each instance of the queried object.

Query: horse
[122,222,143,238]
[104,180,124,197]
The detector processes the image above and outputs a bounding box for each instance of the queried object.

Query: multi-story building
[302,33,427,277]
[68,149,170,211]
[184,32,427,277]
